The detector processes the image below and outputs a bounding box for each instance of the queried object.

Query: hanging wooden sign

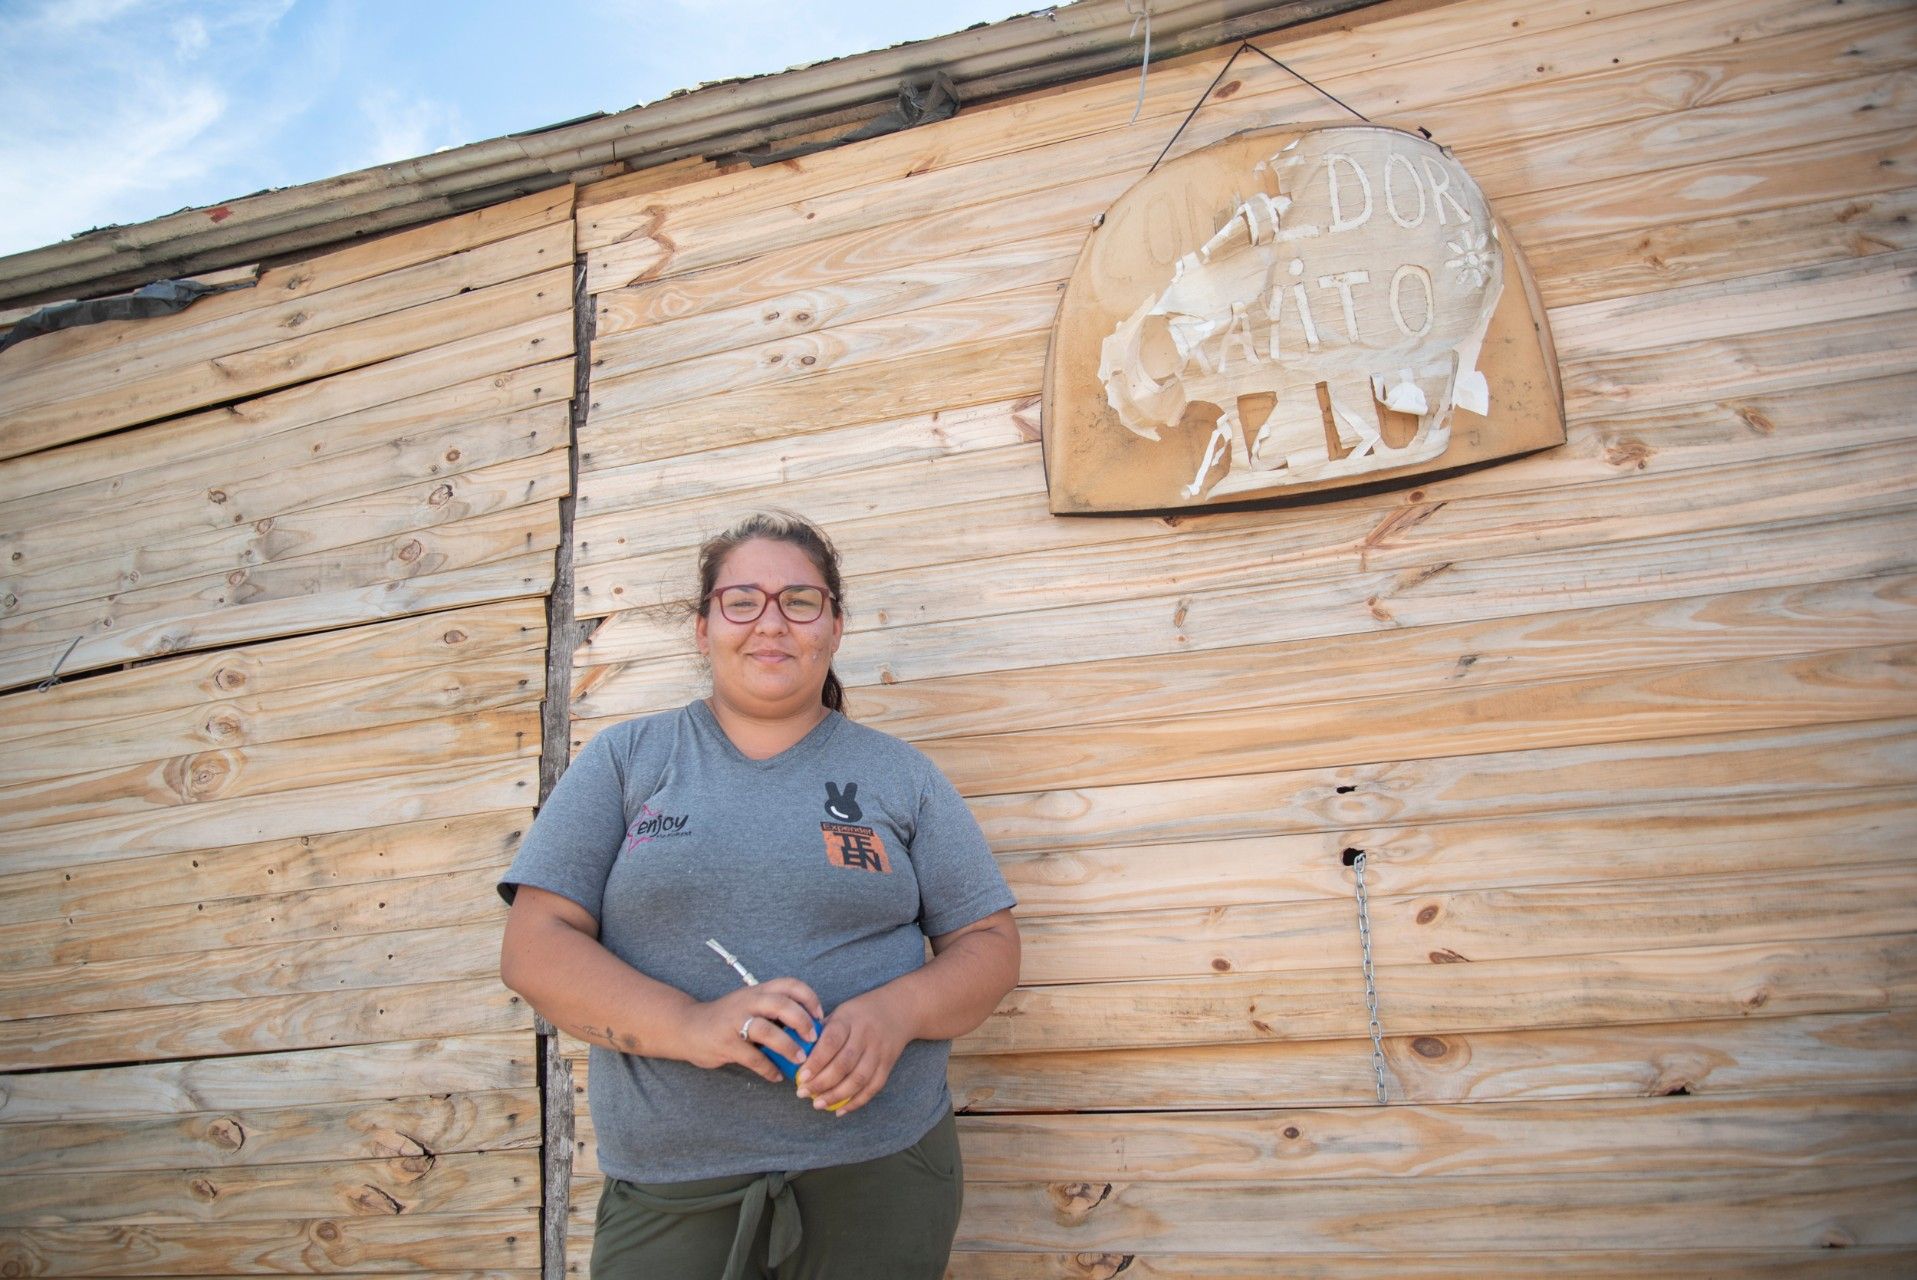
[1042,123,1564,514]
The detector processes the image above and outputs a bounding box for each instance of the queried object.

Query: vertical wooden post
[534,252,598,1280]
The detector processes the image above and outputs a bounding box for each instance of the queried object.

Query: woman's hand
[678,978,824,1084]
[796,989,913,1116]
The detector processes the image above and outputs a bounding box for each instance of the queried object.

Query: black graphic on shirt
[619,803,690,855]
[823,781,862,823]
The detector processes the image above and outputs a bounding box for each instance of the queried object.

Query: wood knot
[253,516,274,534]
[427,483,454,507]
[348,1183,406,1214]
[396,1152,437,1178]
[1429,948,1470,963]
[1069,1253,1135,1279]
[1213,79,1241,99]
[207,488,227,504]
[189,1177,219,1200]
[314,1220,341,1241]
[396,539,423,563]
[1411,1036,1448,1058]
[204,712,243,739]
[1210,957,1231,972]
[1048,1181,1114,1218]
[206,1117,246,1151]
[1415,904,1439,925]
[1603,436,1654,470]
[442,629,467,644]
[1283,1126,1301,1140]
[214,666,247,690]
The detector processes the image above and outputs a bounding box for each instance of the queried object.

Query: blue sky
[0,0,1037,260]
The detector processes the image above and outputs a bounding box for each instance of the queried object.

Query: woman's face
[696,537,844,719]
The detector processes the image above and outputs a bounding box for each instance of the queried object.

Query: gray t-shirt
[498,699,1016,1182]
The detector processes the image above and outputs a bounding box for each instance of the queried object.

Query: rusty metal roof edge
[0,0,1385,309]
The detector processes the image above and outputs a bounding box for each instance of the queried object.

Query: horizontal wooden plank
[958,932,1917,1056]
[592,230,1081,378]
[578,469,1917,705]
[970,716,1917,856]
[1467,69,1916,207]
[996,786,1916,918]
[954,1164,1917,1253]
[1,542,559,692]
[0,265,572,459]
[0,1149,538,1227]
[0,653,544,790]
[590,178,1108,321]
[578,505,1917,722]
[946,1247,1917,1279]
[0,223,573,421]
[2,920,504,1020]
[0,353,570,534]
[834,573,1917,745]
[1549,249,1917,360]
[0,1208,540,1275]
[951,1009,1917,1113]
[13,400,567,590]
[1,706,541,839]
[957,1091,1917,1182]
[1500,122,1917,247]
[0,754,534,874]
[0,597,544,742]
[30,461,581,639]
[922,642,1917,797]
[574,393,1035,507]
[0,1032,534,1122]
[587,280,1061,422]
[1566,309,1917,417]
[0,977,532,1072]
[583,330,1047,461]
[1530,186,1917,308]
[0,809,527,928]
[2,188,570,376]
[1016,861,1917,985]
[0,1087,538,1175]
[575,446,1046,616]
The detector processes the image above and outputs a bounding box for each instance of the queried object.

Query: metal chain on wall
[1350,850,1390,1104]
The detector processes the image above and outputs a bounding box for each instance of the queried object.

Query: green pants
[589,1109,962,1280]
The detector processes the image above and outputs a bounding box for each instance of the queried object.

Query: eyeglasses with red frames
[704,583,836,625]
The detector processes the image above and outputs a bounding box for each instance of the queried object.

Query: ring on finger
[739,1015,756,1041]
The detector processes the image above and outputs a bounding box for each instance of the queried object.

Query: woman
[498,511,1020,1279]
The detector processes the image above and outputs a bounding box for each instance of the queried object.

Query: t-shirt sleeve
[496,727,629,920]
[910,758,1017,938]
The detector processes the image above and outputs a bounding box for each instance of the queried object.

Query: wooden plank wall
[0,191,573,1275]
[564,0,1917,1273]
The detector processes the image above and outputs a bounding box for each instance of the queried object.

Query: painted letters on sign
[1043,124,1564,513]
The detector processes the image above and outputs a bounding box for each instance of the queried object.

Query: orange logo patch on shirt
[822,822,890,873]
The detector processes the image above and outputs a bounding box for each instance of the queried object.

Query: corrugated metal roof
[0,0,1383,309]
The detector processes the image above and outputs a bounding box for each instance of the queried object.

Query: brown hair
[694,511,848,714]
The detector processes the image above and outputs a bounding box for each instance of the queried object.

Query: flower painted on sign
[1446,229,1494,289]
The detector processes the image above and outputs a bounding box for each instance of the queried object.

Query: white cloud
[173,15,210,57]
[0,0,317,257]
[358,88,467,169]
